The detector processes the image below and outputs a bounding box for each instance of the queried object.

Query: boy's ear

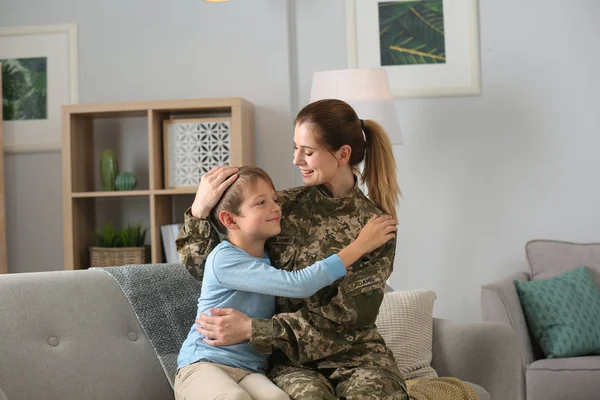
[218,210,239,230]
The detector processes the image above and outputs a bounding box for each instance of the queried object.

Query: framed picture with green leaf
[0,24,78,152]
[346,0,481,98]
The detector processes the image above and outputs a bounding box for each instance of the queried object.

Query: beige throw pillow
[376,290,438,380]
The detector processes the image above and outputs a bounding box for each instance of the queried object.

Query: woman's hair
[210,166,276,234]
[295,99,401,219]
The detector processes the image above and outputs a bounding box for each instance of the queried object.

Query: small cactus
[100,150,119,191]
[115,172,137,191]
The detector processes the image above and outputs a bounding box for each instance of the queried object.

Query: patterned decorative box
[163,117,231,188]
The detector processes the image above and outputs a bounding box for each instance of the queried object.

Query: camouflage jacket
[176,182,399,374]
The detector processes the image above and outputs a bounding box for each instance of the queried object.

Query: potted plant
[90,223,150,267]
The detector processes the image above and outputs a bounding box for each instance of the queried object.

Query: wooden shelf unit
[62,98,254,270]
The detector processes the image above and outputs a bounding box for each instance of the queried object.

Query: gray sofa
[0,268,521,400]
[481,240,600,400]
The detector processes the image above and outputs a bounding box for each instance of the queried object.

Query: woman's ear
[219,210,238,230]
[336,145,352,166]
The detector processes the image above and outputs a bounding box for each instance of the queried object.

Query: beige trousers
[174,362,290,400]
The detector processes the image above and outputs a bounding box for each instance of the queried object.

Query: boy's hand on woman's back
[338,215,397,268]
[356,215,398,253]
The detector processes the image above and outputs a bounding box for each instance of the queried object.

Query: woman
[176,99,406,399]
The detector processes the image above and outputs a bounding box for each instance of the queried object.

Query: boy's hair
[210,166,276,234]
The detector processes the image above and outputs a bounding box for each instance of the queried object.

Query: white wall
[4,0,600,322]
[395,0,600,321]
[1,0,295,273]
[294,0,600,321]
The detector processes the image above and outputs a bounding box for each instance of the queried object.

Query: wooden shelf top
[72,190,151,198]
[71,188,197,198]
[154,188,198,195]
[62,97,253,116]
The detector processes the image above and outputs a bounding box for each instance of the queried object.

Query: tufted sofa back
[0,269,173,400]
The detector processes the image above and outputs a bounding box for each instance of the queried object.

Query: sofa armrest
[481,271,538,367]
[431,318,524,400]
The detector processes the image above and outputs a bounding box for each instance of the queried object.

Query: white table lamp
[309,68,403,145]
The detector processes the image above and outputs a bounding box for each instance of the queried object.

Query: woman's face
[293,122,340,186]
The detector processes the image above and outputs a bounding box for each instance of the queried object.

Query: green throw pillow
[515,266,600,359]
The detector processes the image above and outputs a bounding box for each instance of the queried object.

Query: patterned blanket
[407,377,479,399]
[98,263,201,387]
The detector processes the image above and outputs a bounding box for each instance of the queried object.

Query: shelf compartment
[65,196,151,270]
[151,193,194,263]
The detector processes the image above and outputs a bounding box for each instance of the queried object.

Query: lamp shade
[310,68,403,145]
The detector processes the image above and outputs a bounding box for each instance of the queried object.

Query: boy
[175,167,397,400]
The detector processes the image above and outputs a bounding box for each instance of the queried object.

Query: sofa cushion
[376,290,437,379]
[526,356,600,400]
[526,240,600,288]
[515,266,600,358]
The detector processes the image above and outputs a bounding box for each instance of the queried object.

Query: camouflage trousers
[270,364,409,400]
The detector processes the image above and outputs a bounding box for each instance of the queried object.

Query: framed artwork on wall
[346,0,481,98]
[0,24,78,153]
[163,117,231,189]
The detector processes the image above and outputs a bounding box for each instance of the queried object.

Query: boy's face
[234,178,281,240]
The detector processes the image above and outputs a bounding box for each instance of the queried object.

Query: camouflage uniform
[177,182,408,400]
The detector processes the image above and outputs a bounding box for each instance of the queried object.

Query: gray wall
[4,0,600,322]
[1,0,295,273]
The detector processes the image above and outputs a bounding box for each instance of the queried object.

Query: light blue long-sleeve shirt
[177,240,346,373]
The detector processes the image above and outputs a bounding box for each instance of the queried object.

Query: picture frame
[346,0,481,98]
[163,117,231,189]
[0,24,78,153]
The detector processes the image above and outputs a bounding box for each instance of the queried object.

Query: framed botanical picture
[0,24,78,152]
[163,117,231,189]
[346,0,481,98]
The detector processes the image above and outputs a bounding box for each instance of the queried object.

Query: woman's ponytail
[362,119,401,219]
